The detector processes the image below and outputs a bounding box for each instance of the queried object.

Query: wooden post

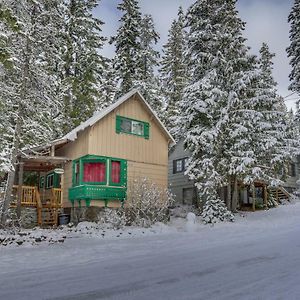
[50,145,55,157]
[263,185,268,209]
[226,181,231,211]
[252,185,256,212]
[17,162,24,219]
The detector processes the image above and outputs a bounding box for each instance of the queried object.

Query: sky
[94,0,297,109]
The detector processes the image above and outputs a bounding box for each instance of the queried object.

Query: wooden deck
[11,185,62,226]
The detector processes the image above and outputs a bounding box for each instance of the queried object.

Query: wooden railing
[12,185,38,206]
[51,188,62,208]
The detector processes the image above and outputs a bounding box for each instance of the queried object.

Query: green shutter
[144,122,150,139]
[116,115,121,134]
[39,176,44,188]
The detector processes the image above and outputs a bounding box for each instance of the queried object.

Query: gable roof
[51,89,175,148]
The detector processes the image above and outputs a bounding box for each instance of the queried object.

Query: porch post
[252,184,256,212]
[263,185,268,209]
[17,162,24,219]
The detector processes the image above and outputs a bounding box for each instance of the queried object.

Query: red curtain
[83,162,106,183]
[111,161,121,183]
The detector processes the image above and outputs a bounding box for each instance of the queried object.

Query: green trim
[116,115,150,139]
[45,172,60,189]
[39,176,44,189]
[69,154,128,203]
[109,159,127,187]
[69,185,127,202]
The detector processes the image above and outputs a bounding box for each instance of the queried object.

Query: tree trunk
[0,33,30,226]
[0,115,22,225]
[231,177,238,212]
[226,180,231,211]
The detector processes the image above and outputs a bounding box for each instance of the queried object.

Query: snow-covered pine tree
[252,43,295,186]
[111,0,143,95]
[136,14,163,112]
[287,0,300,95]
[160,7,187,135]
[60,0,107,132]
[181,0,260,212]
[0,0,63,224]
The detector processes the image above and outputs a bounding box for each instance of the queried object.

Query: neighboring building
[168,139,300,207]
[13,89,175,225]
[168,139,197,205]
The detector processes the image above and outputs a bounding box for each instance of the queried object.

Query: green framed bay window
[70,155,127,205]
[116,115,150,139]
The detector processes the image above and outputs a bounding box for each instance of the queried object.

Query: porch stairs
[269,187,292,204]
[11,186,62,227]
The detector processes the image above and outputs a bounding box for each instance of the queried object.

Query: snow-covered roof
[58,89,175,145]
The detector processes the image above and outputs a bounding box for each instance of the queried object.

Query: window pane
[132,121,144,135]
[176,160,183,172]
[184,158,189,170]
[120,119,131,133]
[111,161,121,183]
[83,162,106,183]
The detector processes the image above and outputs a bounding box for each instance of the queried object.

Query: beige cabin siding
[88,95,168,166]
[56,130,90,206]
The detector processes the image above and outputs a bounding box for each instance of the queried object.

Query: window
[173,157,189,174]
[74,162,80,185]
[46,173,54,189]
[39,176,44,189]
[288,163,296,177]
[111,161,121,184]
[116,116,149,139]
[83,162,106,183]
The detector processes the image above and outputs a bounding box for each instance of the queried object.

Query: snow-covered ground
[1,202,300,299]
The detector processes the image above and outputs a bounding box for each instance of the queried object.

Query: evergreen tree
[111,0,143,95]
[136,14,163,111]
[0,0,62,223]
[287,0,300,95]
[160,7,187,134]
[181,0,260,211]
[60,0,107,133]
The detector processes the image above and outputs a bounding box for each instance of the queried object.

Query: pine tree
[181,0,260,211]
[60,0,107,133]
[287,0,300,95]
[136,14,163,112]
[0,0,62,224]
[160,7,187,134]
[111,0,143,95]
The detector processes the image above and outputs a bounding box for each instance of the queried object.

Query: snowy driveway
[1,204,300,300]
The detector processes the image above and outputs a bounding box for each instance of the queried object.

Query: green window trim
[45,172,60,189]
[39,176,44,189]
[116,115,150,139]
[72,155,127,189]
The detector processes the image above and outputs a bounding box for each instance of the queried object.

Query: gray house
[168,139,197,205]
[168,139,299,206]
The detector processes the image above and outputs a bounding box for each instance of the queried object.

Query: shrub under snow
[126,178,174,227]
[201,197,234,224]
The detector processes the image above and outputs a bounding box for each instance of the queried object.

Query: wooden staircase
[269,187,292,204]
[12,186,62,227]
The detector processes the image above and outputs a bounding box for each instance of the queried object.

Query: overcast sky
[94,0,296,109]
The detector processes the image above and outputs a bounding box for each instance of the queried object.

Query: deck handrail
[12,185,37,206]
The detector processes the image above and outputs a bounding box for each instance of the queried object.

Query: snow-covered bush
[126,178,174,227]
[99,208,128,230]
[201,196,234,224]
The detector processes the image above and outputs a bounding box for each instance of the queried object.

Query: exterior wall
[56,130,90,207]
[56,94,170,208]
[168,139,197,205]
[282,157,300,192]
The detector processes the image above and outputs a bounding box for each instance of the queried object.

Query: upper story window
[46,173,54,189]
[116,115,149,139]
[288,163,296,177]
[173,157,189,174]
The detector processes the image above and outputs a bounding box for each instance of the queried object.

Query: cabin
[11,89,175,226]
[169,138,299,210]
